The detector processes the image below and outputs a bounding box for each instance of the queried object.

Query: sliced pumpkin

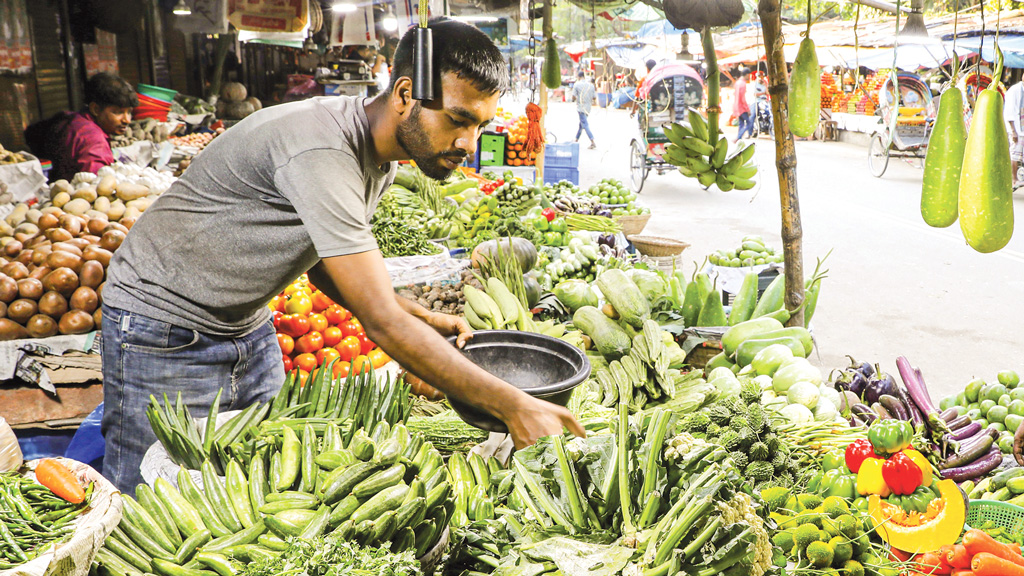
[868,478,966,554]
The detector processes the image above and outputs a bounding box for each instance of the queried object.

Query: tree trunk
[758,0,805,327]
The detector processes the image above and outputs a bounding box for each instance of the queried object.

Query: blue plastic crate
[542,166,579,186]
[544,142,579,168]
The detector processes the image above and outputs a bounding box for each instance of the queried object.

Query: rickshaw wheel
[630,139,649,193]
[868,134,890,178]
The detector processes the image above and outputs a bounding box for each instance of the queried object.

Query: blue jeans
[100,305,284,494]
[736,111,754,140]
[576,111,594,142]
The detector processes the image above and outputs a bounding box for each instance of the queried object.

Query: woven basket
[628,235,690,258]
[615,213,651,236]
[965,499,1024,532]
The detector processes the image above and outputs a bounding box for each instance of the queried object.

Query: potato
[80,260,104,289]
[17,278,43,300]
[0,275,17,303]
[126,197,153,213]
[93,308,102,329]
[107,199,126,221]
[25,235,48,249]
[50,179,73,197]
[7,299,37,323]
[0,222,14,237]
[120,217,137,230]
[26,314,58,338]
[28,266,50,281]
[82,246,112,268]
[1,262,28,280]
[0,318,29,341]
[87,217,109,236]
[38,213,59,231]
[103,223,129,235]
[96,175,117,198]
[70,286,98,313]
[4,241,22,258]
[51,191,71,208]
[42,267,79,298]
[30,246,51,266]
[64,238,90,252]
[63,198,91,216]
[38,291,68,319]
[52,242,83,257]
[14,222,39,236]
[44,228,73,243]
[115,182,150,201]
[14,250,31,266]
[41,206,63,217]
[122,206,142,221]
[58,310,94,335]
[72,186,98,203]
[5,204,29,227]
[25,209,42,225]
[46,250,82,273]
[92,196,111,214]
[58,214,82,236]
[100,229,126,252]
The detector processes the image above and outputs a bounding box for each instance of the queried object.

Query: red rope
[524,102,545,154]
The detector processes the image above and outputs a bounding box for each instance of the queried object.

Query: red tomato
[282,354,293,373]
[277,333,294,356]
[294,353,318,373]
[338,336,361,362]
[280,314,310,338]
[316,347,340,367]
[357,333,376,355]
[311,291,334,313]
[349,318,364,334]
[368,348,389,369]
[332,361,351,379]
[308,313,328,333]
[324,305,350,325]
[340,320,362,339]
[272,311,283,329]
[295,331,324,355]
[285,294,313,315]
[271,295,287,313]
[351,355,371,374]
[323,326,343,348]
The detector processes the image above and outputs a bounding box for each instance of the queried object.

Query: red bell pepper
[845,438,880,474]
[881,451,923,496]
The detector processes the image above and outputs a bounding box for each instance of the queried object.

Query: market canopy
[948,35,1024,69]
[633,20,700,41]
[854,41,963,71]
[604,42,676,69]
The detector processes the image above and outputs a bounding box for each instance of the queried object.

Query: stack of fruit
[504,116,537,166]
[708,236,784,267]
[271,276,391,380]
[820,72,840,110]
[661,111,758,191]
[941,370,1024,455]
[585,178,650,216]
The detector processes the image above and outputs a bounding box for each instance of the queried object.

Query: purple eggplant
[851,403,877,424]
[596,209,613,218]
[950,422,982,441]
[938,430,995,470]
[846,356,875,379]
[863,371,898,405]
[597,234,616,248]
[940,407,961,422]
[849,371,868,397]
[938,447,1003,482]
[946,415,972,431]
[879,394,909,420]
[896,356,952,440]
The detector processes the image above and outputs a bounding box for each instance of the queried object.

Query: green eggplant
[921,86,967,228]
[959,46,1014,253]
[789,38,821,138]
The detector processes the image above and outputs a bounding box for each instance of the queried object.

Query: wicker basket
[615,213,651,236]
[627,235,690,258]
[965,499,1024,532]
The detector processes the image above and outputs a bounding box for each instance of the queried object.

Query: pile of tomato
[270,276,391,383]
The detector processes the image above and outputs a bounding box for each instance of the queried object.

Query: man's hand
[424,312,473,349]
[501,393,586,449]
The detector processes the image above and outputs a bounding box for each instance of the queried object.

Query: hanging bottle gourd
[789,1,820,138]
[543,39,561,89]
[958,44,1014,253]
[920,56,966,228]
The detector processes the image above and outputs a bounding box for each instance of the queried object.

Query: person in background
[572,70,597,149]
[733,67,753,142]
[631,59,658,116]
[1003,78,1024,187]
[25,72,136,182]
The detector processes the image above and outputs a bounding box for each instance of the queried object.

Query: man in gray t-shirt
[572,71,597,149]
[101,19,584,494]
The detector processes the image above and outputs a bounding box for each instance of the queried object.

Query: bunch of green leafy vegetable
[241,537,419,576]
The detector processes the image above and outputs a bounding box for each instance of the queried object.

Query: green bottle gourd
[696,290,727,327]
[921,85,967,228]
[543,40,561,89]
[959,45,1014,253]
[789,38,820,138]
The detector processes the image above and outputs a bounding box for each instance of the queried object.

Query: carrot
[963,529,1024,567]
[1013,543,1023,556]
[972,552,1024,576]
[950,570,975,576]
[35,459,85,504]
[915,552,952,575]
[948,545,971,569]
[891,548,914,562]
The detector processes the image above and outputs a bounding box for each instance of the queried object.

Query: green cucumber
[173,529,211,565]
[105,531,154,573]
[349,432,376,461]
[350,483,410,525]
[393,496,426,531]
[257,533,289,552]
[122,495,177,554]
[135,484,183,547]
[298,505,332,539]
[315,450,356,470]
[201,461,243,533]
[329,494,363,527]
[202,520,265,552]
[194,551,241,576]
[371,510,398,544]
[353,464,406,499]
[177,469,232,538]
[425,482,451,511]
[265,491,319,504]
[153,478,206,540]
[151,557,210,576]
[258,499,318,514]
[323,461,380,505]
[374,438,403,467]
[1006,476,1024,495]
[391,527,415,553]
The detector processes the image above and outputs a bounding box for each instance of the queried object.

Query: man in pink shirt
[26,73,136,181]
[733,68,753,142]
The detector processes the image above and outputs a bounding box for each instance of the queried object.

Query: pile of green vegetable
[0,472,92,568]
[940,369,1023,455]
[709,236,784,267]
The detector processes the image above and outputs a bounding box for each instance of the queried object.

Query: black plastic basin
[445,330,591,432]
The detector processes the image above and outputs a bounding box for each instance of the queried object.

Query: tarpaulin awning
[605,44,675,69]
[854,41,963,70]
[718,44,872,67]
[949,35,1024,69]
[634,20,699,40]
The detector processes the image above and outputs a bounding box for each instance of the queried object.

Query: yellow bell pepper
[902,449,933,487]
[856,458,892,498]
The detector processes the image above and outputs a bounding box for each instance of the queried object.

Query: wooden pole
[758,0,805,327]
[537,0,552,182]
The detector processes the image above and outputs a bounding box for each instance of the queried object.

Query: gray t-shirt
[104,96,395,337]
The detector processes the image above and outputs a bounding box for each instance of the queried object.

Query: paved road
[538,98,1024,401]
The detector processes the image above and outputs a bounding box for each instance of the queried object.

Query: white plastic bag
[0,416,23,473]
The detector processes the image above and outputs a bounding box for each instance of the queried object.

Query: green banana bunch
[661,110,758,191]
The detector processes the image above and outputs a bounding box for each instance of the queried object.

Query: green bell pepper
[822,449,846,472]
[543,231,563,246]
[532,216,549,232]
[852,497,869,514]
[818,469,842,495]
[867,419,914,456]
[904,486,936,513]
[824,473,858,500]
[806,470,824,493]
[549,218,568,233]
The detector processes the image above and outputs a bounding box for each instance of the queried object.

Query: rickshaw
[629,62,705,192]
[868,73,935,178]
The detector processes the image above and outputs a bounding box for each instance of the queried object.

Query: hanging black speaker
[411,26,434,101]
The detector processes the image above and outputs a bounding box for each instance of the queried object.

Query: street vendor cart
[868,73,935,178]
[629,62,705,193]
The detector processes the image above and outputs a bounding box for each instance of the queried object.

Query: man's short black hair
[388,18,508,97]
[85,73,138,109]
[577,70,585,79]
[645,59,657,72]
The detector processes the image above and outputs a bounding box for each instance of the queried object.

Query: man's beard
[396,103,467,181]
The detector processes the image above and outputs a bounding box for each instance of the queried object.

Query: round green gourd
[789,38,820,138]
[921,86,967,228]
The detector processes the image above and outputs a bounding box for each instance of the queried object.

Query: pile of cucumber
[708,235,784,268]
[93,420,453,576]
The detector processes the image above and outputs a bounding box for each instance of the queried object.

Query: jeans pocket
[122,312,201,354]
